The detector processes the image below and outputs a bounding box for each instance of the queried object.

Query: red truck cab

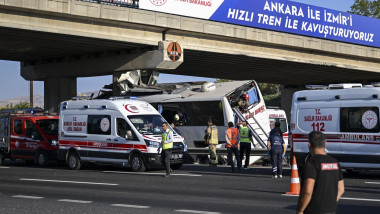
[0,110,59,166]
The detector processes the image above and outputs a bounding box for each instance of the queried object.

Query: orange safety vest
[225,128,239,148]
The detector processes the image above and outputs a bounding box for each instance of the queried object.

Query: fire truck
[0,109,59,166]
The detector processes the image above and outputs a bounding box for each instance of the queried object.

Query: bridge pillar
[44,77,77,113]
[280,85,305,121]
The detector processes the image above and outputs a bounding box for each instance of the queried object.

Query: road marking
[12,195,44,200]
[0,166,10,169]
[20,178,118,186]
[282,194,380,202]
[111,204,150,209]
[58,199,92,204]
[365,181,380,185]
[103,171,202,177]
[175,209,221,214]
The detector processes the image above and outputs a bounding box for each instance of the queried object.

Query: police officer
[159,122,173,177]
[238,121,253,169]
[225,122,241,173]
[205,119,218,167]
[267,129,286,178]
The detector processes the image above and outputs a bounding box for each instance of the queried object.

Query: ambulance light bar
[328,83,362,89]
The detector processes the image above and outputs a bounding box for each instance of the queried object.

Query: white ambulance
[267,108,289,147]
[291,84,380,169]
[57,99,185,172]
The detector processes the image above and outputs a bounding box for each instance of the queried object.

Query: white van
[267,108,289,147]
[290,84,380,169]
[57,99,185,171]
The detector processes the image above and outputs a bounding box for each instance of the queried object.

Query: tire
[171,163,182,170]
[130,153,146,172]
[67,152,81,170]
[35,151,48,167]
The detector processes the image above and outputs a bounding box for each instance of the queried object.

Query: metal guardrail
[78,0,139,8]
[187,148,291,156]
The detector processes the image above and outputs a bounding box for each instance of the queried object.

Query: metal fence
[78,0,139,8]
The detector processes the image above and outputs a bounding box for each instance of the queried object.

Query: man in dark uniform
[269,121,283,137]
[297,131,345,214]
[267,129,286,178]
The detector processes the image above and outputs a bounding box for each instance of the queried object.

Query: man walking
[159,122,173,177]
[238,121,253,169]
[225,122,241,173]
[297,131,345,214]
[205,119,218,167]
[269,121,283,137]
[267,129,286,178]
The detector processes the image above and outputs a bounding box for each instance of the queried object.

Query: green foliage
[0,101,31,111]
[215,79,231,83]
[263,93,281,107]
[349,0,380,19]
[258,83,280,95]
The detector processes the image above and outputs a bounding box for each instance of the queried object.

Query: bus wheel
[130,154,146,172]
[67,152,81,170]
[36,151,48,167]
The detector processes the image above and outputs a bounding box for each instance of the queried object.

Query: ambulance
[290,84,380,169]
[267,108,289,147]
[0,109,59,166]
[57,99,185,172]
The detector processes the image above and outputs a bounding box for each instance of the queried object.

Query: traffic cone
[286,156,301,195]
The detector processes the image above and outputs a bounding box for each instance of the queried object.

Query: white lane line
[12,195,44,200]
[58,199,93,204]
[175,209,221,214]
[365,182,380,185]
[111,204,150,209]
[282,194,380,202]
[20,178,118,186]
[0,166,10,169]
[103,171,202,177]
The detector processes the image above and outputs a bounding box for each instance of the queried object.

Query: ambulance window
[117,118,138,141]
[25,121,43,140]
[87,115,111,135]
[0,117,10,137]
[13,120,22,135]
[269,118,287,133]
[340,107,379,133]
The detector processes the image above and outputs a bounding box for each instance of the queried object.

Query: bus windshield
[128,115,172,135]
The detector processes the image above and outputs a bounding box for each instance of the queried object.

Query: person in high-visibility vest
[237,121,253,169]
[225,122,242,173]
[159,122,173,177]
[205,119,218,167]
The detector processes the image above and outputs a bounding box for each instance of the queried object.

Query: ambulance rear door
[86,114,114,160]
[295,101,342,156]
[339,101,380,168]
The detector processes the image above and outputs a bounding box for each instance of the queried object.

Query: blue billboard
[140,0,380,48]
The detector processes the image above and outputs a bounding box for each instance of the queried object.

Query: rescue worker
[237,121,253,169]
[225,122,241,173]
[269,121,283,137]
[205,119,218,167]
[297,131,345,214]
[159,122,173,177]
[267,129,286,178]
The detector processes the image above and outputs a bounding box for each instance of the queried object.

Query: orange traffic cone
[286,156,301,195]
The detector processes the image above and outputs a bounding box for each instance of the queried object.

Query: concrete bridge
[1,0,380,112]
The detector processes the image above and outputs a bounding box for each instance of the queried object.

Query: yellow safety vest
[162,130,173,150]
[208,125,218,145]
[239,126,250,143]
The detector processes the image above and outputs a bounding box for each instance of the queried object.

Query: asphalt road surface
[0,161,379,214]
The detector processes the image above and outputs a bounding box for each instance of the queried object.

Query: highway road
[0,161,379,214]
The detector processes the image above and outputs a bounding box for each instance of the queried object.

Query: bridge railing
[78,0,139,8]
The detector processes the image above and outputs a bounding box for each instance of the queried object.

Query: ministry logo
[149,0,167,6]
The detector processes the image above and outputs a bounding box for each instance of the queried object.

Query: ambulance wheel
[171,163,182,170]
[67,152,81,170]
[36,151,48,167]
[130,154,146,172]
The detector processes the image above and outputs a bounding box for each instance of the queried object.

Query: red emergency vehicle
[0,109,59,166]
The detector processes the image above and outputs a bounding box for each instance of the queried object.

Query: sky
[0,0,355,100]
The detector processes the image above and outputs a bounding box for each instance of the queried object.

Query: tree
[349,0,380,19]
[0,101,31,111]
